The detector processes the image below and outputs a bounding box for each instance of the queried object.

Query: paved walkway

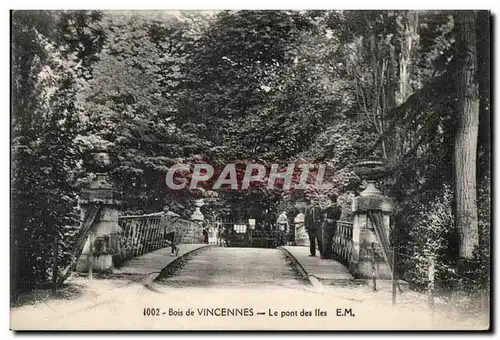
[113,243,209,276]
[157,247,307,289]
[280,246,353,282]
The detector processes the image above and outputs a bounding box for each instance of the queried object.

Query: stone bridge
[67,152,394,283]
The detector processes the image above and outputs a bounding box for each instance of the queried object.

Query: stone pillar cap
[294,213,305,223]
[190,208,205,222]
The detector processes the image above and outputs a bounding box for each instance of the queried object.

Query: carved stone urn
[83,149,118,189]
[352,159,388,197]
[190,198,205,223]
[294,198,308,214]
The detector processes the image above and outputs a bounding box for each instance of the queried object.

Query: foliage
[11,10,490,295]
[398,185,455,291]
[11,10,105,291]
[471,175,491,289]
[78,12,214,214]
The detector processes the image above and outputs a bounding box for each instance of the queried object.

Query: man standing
[305,200,323,257]
[217,222,225,247]
[162,205,180,257]
[320,193,342,259]
[202,220,210,244]
[276,211,289,246]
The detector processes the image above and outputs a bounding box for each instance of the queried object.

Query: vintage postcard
[10,9,491,331]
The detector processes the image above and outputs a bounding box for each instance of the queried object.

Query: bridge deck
[113,244,352,284]
[281,246,353,281]
[113,244,208,276]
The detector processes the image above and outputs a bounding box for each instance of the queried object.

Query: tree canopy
[11,10,490,295]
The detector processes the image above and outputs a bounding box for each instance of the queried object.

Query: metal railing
[332,221,354,266]
[114,213,203,265]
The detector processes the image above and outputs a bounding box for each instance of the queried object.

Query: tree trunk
[476,10,491,180]
[454,11,480,259]
[396,10,419,158]
[397,10,419,106]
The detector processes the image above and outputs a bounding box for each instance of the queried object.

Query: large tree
[78,12,214,214]
[453,10,479,259]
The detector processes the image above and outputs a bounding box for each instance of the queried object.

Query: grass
[11,282,88,308]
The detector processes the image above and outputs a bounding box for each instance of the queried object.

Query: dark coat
[305,206,322,231]
[323,203,342,226]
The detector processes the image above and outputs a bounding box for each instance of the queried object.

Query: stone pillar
[350,160,393,279]
[293,213,308,246]
[76,150,121,273]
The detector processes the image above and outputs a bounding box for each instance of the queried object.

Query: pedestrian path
[113,243,210,276]
[280,246,353,282]
[157,247,307,289]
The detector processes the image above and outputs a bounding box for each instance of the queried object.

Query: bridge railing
[332,221,353,266]
[114,213,202,266]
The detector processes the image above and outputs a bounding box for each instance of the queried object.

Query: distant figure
[320,193,342,259]
[202,221,209,244]
[277,211,289,232]
[305,200,323,257]
[276,211,289,246]
[162,206,179,257]
[217,223,226,247]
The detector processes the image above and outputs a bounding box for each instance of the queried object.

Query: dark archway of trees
[11,10,490,295]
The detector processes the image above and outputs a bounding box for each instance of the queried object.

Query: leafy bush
[11,11,104,295]
[397,185,455,291]
[395,177,490,308]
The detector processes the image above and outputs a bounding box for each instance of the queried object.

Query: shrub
[397,185,455,292]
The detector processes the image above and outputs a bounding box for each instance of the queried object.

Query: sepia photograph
[9,9,491,331]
